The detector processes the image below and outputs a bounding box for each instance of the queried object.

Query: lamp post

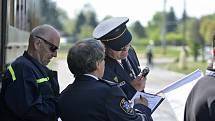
[179,0,188,69]
[182,0,187,46]
[161,0,167,54]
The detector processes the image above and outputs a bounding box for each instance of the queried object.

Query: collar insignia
[113,76,118,82]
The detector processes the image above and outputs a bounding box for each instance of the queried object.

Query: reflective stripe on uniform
[36,77,49,83]
[8,65,16,81]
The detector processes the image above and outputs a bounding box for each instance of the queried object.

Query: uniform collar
[23,51,45,67]
[206,69,215,77]
[23,51,51,72]
[83,74,99,80]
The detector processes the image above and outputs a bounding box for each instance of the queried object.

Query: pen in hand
[140,95,148,106]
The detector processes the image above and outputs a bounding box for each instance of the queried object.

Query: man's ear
[96,61,100,69]
[34,39,41,50]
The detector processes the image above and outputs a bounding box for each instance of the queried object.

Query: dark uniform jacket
[103,47,141,99]
[184,69,215,121]
[58,75,152,121]
[0,51,59,121]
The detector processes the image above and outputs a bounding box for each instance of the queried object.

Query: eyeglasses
[34,35,59,52]
[120,44,130,51]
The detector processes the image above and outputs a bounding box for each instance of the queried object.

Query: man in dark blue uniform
[0,25,60,121]
[184,68,215,121]
[184,34,215,121]
[93,17,147,99]
[58,38,152,121]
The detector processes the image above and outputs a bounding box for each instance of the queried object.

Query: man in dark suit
[57,38,152,121]
[93,17,147,99]
[184,34,215,121]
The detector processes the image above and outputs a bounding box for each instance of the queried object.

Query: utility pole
[161,0,167,54]
[179,0,188,69]
[182,0,187,46]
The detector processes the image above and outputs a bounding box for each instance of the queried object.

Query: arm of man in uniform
[105,85,153,121]
[4,64,58,121]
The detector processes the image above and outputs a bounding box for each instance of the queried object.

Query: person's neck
[106,52,120,60]
[27,49,42,64]
[27,49,34,57]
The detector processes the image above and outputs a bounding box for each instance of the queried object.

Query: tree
[147,12,163,44]
[190,19,204,61]
[166,7,177,32]
[87,12,98,28]
[39,0,65,30]
[165,32,183,45]
[74,11,86,34]
[71,4,99,41]
[78,24,94,39]
[199,14,215,45]
[83,4,98,28]
[131,21,146,38]
[63,19,75,34]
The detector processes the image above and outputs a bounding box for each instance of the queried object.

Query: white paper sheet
[159,69,204,121]
[131,91,164,113]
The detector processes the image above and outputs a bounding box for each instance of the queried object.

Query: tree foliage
[131,21,146,38]
[72,4,98,40]
[166,7,177,32]
[74,11,86,34]
[39,0,66,30]
[199,14,215,45]
[147,12,163,44]
[189,19,204,61]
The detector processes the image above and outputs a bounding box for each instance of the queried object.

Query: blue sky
[54,0,215,26]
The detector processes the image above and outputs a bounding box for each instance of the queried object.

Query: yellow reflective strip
[36,77,49,83]
[8,65,16,81]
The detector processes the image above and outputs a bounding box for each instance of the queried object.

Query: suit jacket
[58,75,152,121]
[184,69,215,121]
[103,47,141,99]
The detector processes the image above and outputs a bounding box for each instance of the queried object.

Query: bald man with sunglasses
[0,24,60,121]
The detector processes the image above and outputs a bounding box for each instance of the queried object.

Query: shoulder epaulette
[99,79,117,86]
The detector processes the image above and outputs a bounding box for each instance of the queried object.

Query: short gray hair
[29,24,59,42]
[67,38,105,77]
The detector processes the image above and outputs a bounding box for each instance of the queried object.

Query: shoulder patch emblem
[113,76,118,82]
[120,98,134,115]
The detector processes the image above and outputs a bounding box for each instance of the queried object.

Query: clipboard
[131,91,164,113]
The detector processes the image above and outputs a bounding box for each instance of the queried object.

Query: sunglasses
[34,35,59,52]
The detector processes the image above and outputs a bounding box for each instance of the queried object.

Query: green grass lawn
[133,45,181,58]
[158,61,208,74]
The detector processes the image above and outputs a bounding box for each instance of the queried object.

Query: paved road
[53,58,185,121]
